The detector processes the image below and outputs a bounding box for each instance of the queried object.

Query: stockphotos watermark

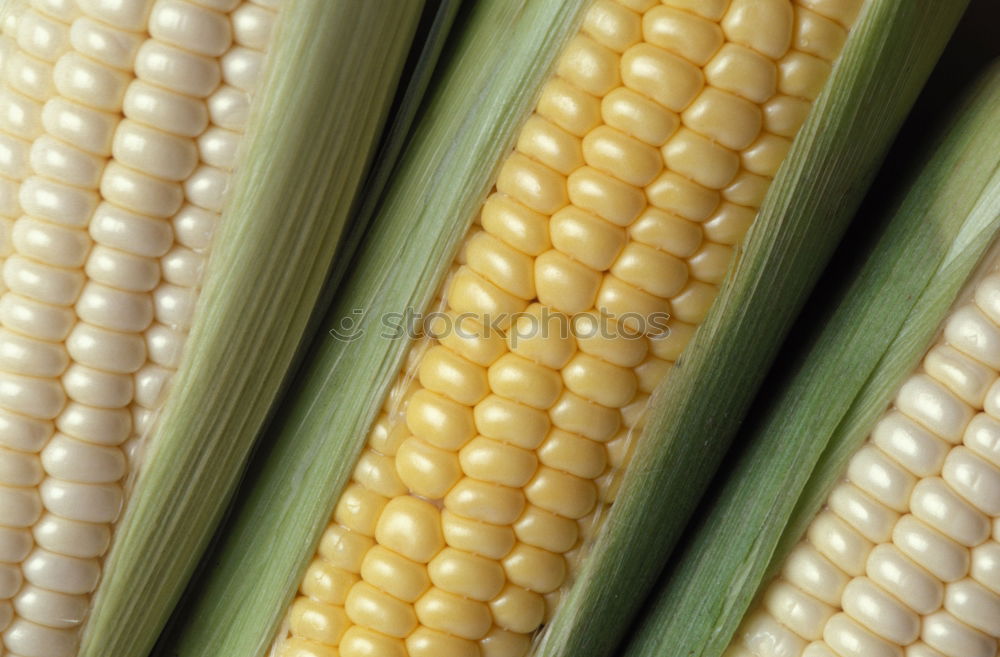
[329,306,672,343]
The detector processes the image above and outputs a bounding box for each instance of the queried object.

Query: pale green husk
[621,60,1000,657]
[79,3,425,656]
[154,2,588,656]
[532,2,969,657]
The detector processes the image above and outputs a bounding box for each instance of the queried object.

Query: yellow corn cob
[0,1,279,655]
[727,270,1000,657]
[274,1,862,656]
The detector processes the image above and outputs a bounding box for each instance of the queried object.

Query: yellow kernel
[525,466,599,520]
[562,352,638,409]
[614,241,690,299]
[605,430,637,470]
[536,78,601,138]
[345,581,416,638]
[445,477,526,525]
[636,355,672,392]
[474,394,550,449]
[763,94,812,138]
[688,242,734,285]
[534,249,603,314]
[721,0,794,59]
[405,388,476,450]
[289,598,349,646]
[446,266,528,329]
[601,87,679,147]
[643,6,723,66]
[648,320,696,361]
[662,127,740,190]
[621,43,703,112]
[538,428,608,479]
[797,0,863,27]
[793,6,847,60]
[489,584,546,634]
[702,202,756,246]
[433,313,506,368]
[549,390,622,442]
[646,171,720,222]
[567,166,646,227]
[415,587,493,640]
[406,627,478,657]
[318,526,374,574]
[555,35,621,97]
[301,559,358,606]
[583,1,642,53]
[582,125,663,187]
[704,43,777,104]
[722,170,771,208]
[614,0,657,10]
[352,449,407,500]
[682,87,762,151]
[488,353,564,410]
[506,303,577,370]
[480,194,551,256]
[622,392,650,428]
[366,413,408,457]
[465,231,536,301]
[572,313,648,367]
[334,483,388,537]
[360,545,430,603]
[596,275,672,334]
[338,626,406,657]
[778,51,832,101]
[743,132,792,178]
[516,114,583,176]
[441,508,516,560]
[661,0,730,20]
[514,503,580,553]
[629,208,703,258]
[503,542,568,593]
[496,152,568,215]
[460,436,538,488]
[394,436,462,499]
[279,637,340,657]
[428,546,506,601]
[418,345,489,406]
[670,280,719,324]
[375,496,444,563]
[480,627,532,657]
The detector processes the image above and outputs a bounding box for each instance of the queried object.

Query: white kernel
[828,482,898,543]
[231,3,275,50]
[76,281,154,332]
[922,610,995,657]
[847,445,916,512]
[153,282,198,329]
[207,84,250,131]
[973,272,1000,325]
[1,617,77,657]
[33,513,110,560]
[971,541,1000,594]
[65,321,146,373]
[6,50,56,101]
[134,363,172,408]
[197,126,241,170]
[12,216,91,269]
[0,526,32,562]
[0,369,66,419]
[762,579,834,641]
[38,477,122,523]
[221,45,265,91]
[90,201,174,258]
[14,585,88,629]
[135,39,221,98]
[100,160,184,218]
[808,510,873,576]
[19,176,100,227]
[0,133,32,179]
[171,204,217,251]
[944,578,1000,637]
[31,0,83,21]
[123,80,209,138]
[0,293,75,342]
[945,305,1000,369]
[782,543,850,606]
[112,119,199,182]
[85,245,161,292]
[0,89,44,138]
[0,326,69,377]
[942,446,1000,515]
[0,560,22,597]
[738,610,807,657]
[866,543,943,615]
[150,0,233,57]
[69,17,143,71]
[925,344,997,408]
[17,10,70,62]
[53,51,130,112]
[78,0,156,32]
[822,612,902,657]
[61,363,133,407]
[4,253,85,306]
[872,411,950,477]
[893,514,969,582]
[184,164,229,212]
[0,444,44,487]
[895,373,973,443]
[161,246,204,287]
[910,477,990,547]
[22,547,101,594]
[0,483,42,526]
[841,576,919,645]
[145,321,186,367]
[41,433,126,483]
[55,402,130,445]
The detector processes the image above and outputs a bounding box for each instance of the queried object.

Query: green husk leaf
[531,3,969,657]
[620,60,1000,657]
[80,3,424,656]
[154,2,588,656]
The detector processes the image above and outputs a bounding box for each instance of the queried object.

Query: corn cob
[272,0,862,655]
[155,1,968,656]
[0,2,424,657]
[620,59,1000,657]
